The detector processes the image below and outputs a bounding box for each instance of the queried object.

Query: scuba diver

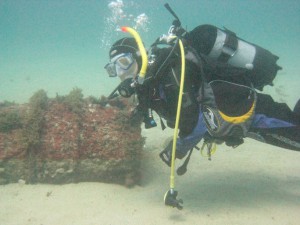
[104,18,300,171]
[105,34,300,168]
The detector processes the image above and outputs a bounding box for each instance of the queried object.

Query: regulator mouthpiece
[164,189,183,210]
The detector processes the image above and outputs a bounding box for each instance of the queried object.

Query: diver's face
[105,53,138,81]
[117,59,138,81]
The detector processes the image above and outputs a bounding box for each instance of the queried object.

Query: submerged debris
[0,89,144,186]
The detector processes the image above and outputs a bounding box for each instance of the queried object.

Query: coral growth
[23,89,48,151]
[0,89,143,186]
[0,109,22,133]
[64,87,84,115]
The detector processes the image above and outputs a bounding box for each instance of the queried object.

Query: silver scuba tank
[188,24,282,90]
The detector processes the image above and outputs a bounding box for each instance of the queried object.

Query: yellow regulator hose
[121,26,148,84]
[170,39,185,190]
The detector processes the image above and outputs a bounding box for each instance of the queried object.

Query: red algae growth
[0,88,144,187]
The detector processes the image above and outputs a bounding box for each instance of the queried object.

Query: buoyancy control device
[187,24,282,90]
[200,80,257,142]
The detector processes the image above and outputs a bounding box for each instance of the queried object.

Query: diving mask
[105,53,135,77]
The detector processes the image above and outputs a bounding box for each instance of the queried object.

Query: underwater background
[0,0,299,108]
[1,2,300,225]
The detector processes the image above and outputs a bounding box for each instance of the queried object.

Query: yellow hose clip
[200,141,217,160]
[121,26,148,84]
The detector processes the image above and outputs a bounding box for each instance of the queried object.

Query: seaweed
[23,89,48,150]
[29,89,48,110]
[0,101,16,108]
[86,95,102,105]
[0,110,22,133]
[64,87,84,115]
[21,89,48,183]
[55,93,66,103]
[86,95,110,107]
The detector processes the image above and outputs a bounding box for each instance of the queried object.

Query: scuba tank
[187,25,282,90]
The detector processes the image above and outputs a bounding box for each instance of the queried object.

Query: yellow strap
[219,100,255,124]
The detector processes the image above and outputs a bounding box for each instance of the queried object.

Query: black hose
[164,3,180,22]
[176,148,194,176]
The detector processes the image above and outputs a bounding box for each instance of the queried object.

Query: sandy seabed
[0,128,300,225]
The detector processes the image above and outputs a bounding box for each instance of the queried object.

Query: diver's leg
[293,99,300,117]
[248,126,300,151]
[256,93,299,125]
[159,111,207,166]
[248,94,300,151]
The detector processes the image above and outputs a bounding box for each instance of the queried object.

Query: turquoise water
[0,0,299,107]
